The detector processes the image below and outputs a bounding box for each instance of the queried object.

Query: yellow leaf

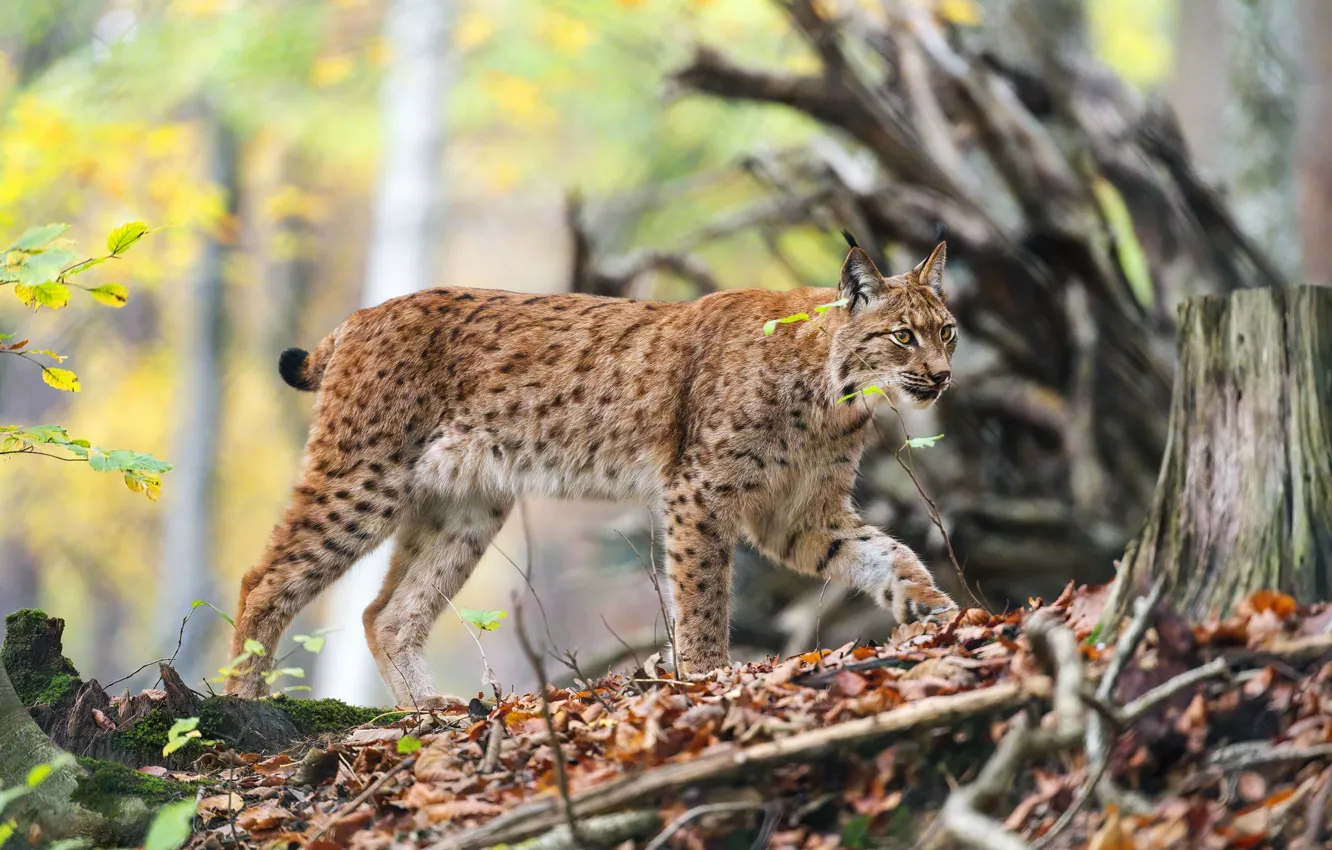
[88,283,129,307]
[541,12,593,54]
[937,0,982,25]
[310,54,354,88]
[454,12,494,50]
[14,281,71,311]
[481,72,554,128]
[41,367,81,392]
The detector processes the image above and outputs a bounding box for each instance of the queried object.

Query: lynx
[227,237,959,704]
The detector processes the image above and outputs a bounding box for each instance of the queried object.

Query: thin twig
[481,714,506,775]
[104,657,170,692]
[615,527,676,664]
[558,648,615,715]
[444,596,502,702]
[304,757,414,845]
[514,602,583,847]
[643,802,768,850]
[0,448,85,461]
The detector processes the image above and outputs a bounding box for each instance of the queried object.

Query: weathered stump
[2,609,382,769]
[1106,285,1332,622]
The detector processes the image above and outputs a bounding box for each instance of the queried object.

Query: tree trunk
[316,0,452,704]
[1106,286,1332,624]
[1296,0,1332,288]
[154,101,236,683]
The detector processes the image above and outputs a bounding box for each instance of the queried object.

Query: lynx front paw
[887,579,958,625]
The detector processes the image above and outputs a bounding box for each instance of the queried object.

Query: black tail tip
[278,347,312,390]
[841,228,859,249]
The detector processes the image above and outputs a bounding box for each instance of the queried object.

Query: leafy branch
[0,222,173,500]
[0,424,173,500]
[0,220,148,311]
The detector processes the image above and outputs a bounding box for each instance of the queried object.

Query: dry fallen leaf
[235,804,293,832]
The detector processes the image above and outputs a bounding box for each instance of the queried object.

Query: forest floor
[30,583,1332,849]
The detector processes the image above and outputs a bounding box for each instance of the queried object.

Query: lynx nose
[928,369,951,387]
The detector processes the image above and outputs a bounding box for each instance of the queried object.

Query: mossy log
[4,609,388,770]
[1106,285,1332,622]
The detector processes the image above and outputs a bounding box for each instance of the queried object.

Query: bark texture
[1108,286,1332,623]
[316,0,453,703]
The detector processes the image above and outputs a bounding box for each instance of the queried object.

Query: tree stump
[1106,285,1332,622]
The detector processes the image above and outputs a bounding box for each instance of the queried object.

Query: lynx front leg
[750,510,956,624]
[662,480,741,677]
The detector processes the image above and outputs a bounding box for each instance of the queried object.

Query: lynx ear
[912,241,947,296]
[840,247,887,312]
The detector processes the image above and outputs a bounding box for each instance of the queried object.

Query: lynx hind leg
[228,460,404,698]
[363,493,512,708]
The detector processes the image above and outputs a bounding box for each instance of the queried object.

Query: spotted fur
[227,242,959,703]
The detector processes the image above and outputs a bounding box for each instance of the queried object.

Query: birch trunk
[315,0,452,703]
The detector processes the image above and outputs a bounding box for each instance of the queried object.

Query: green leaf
[142,799,196,850]
[262,667,306,685]
[813,297,849,315]
[40,367,81,393]
[107,221,149,255]
[838,385,888,404]
[293,635,325,654]
[26,349,66,362]
[762,311,811,337]
[32,754,76,785]
[905,433,944,449]
[14,281,71,311]
[1090,175,1154,311]
[87,283,129,307]
[0,819,14,846]
[163,717,201,756]
[45,839,92,850]
[7,223,69,252]
[840,813,872,849]
[16,249,76,285]
[397,735,422,755]
[192,600,236,628]
[25,764,52,787]
[458,608,507,631]
[244,638,268,656]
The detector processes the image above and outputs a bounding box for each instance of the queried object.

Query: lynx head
[830,236,957,409]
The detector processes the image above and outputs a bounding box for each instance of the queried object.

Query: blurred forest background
[1,0,1328,707]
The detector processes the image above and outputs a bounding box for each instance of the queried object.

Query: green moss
[113,710,206,762]
[71,756,198,817]
[269,694,387,735]
[2,609,82,707]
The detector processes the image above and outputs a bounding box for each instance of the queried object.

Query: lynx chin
[227,238,960,705]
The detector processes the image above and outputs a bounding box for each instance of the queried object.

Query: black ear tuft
[933,221,948,245]
[841,228,859,249]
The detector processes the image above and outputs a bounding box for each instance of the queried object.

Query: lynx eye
[940,324,956,342]
[891,329,915,346]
